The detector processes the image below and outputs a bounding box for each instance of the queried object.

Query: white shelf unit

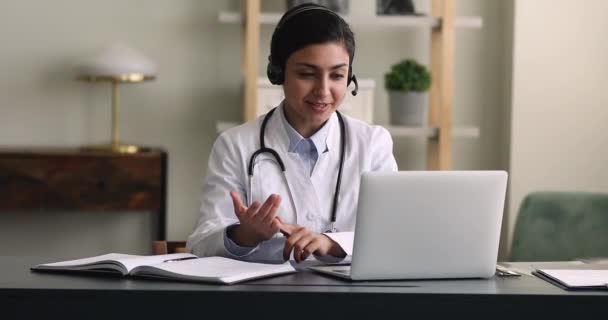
[385,126,480,138]
[218,11,483,28]
[217,121,480,139]
[221,0,482,170]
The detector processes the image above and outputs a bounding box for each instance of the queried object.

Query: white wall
[0,0,243,257]
[508,0,608,255]
[0,0,511,257]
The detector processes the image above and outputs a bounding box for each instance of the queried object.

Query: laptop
[309,170,508,281]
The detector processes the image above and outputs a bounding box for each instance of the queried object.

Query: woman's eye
[332,74,345,80]
[298,73,315,78]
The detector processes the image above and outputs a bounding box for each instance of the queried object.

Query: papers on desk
[498,261,585,277]
[534,269,608,290]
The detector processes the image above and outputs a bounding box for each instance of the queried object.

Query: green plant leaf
[384,59,431,92]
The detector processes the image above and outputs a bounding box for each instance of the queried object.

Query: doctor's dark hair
[267,3,356,85]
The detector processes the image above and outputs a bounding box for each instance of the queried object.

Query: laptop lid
[350,171,508,280]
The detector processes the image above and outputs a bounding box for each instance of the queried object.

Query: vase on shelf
[388,91,427,126]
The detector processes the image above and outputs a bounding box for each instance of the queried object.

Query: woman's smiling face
[282,42,350,138]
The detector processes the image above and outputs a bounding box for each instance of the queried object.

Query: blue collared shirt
[224,107,331,256]
[280,106,329,176]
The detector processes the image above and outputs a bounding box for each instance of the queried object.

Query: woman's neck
[282,105,324,138]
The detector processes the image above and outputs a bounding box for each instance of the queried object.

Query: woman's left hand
[277,218,346,263]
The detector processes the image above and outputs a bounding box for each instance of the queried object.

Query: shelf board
[385,125,480,138]
[217,121,479,138]
[218,11,482,28]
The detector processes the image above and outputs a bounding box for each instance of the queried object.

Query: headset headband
[268,4,358,95]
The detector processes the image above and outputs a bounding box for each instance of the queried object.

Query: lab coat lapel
[285,153,321,228]
[262,105,305,225]
[310,113,340,228]
[263,105,321,228]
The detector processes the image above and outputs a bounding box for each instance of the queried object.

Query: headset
[266,4,359,96]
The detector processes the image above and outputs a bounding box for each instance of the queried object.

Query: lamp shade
[78,43,157,153]
[79,44,157,81]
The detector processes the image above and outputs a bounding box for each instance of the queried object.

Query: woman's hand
[228,191,282,247]
[277,219,346,263]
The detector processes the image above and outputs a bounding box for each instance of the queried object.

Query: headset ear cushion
[267,62,283,85]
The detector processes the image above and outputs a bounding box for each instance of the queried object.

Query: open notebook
[534,269,608,290]
[31,253,295,285]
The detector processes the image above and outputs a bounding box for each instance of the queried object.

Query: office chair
[510,191,608,261]
[152,241,187,255]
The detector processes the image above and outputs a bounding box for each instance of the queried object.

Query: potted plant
[384,59,431,126]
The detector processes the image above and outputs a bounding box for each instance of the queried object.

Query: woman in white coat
[186,3,397,263]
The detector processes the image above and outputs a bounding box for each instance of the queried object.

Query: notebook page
[35,253,196,273]
[118,253,196,272]
[539,269,608,287]
[38,253,137,268]
[133,256,295,282]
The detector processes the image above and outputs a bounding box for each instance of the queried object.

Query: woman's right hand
[227,191,282,247]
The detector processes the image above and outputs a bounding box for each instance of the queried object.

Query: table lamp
[79,44,157,153]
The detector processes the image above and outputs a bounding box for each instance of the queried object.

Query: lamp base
[80,143,150,154]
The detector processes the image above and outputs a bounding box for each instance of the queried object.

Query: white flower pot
[388,91,427,126]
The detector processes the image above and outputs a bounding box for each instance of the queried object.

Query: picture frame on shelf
[376,0,416,16]
[286,0,350,14]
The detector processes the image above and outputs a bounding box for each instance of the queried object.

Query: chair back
[152,241,187,255]
[510,192,608,261]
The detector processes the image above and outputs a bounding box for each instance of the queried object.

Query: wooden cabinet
[0,148,167,240]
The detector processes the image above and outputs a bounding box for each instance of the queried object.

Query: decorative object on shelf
[376,0,416,15]
[385,58,431,126]
[78,44,157,153]
[287,0,349,14]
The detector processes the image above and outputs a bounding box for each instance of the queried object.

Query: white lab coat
[186,103,397,263]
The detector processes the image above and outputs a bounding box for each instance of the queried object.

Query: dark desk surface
[1,256,606,319]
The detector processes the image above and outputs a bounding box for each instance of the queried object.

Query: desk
[1,256,606,319]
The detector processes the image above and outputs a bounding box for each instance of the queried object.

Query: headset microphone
[351,75,359,96]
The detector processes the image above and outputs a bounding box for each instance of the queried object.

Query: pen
[163,257,198,263]
[279,227,291,237]
[495,265,521,277]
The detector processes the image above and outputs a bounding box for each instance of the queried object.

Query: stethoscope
[247,106,346,233]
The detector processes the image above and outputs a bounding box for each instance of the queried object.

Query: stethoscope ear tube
[248,147,286,176]
[329,112,346,228]
[248,108,283,175]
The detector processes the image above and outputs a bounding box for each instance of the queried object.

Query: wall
[507,0,608,256]
[0,0,242,257]
[0,0,511,257]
